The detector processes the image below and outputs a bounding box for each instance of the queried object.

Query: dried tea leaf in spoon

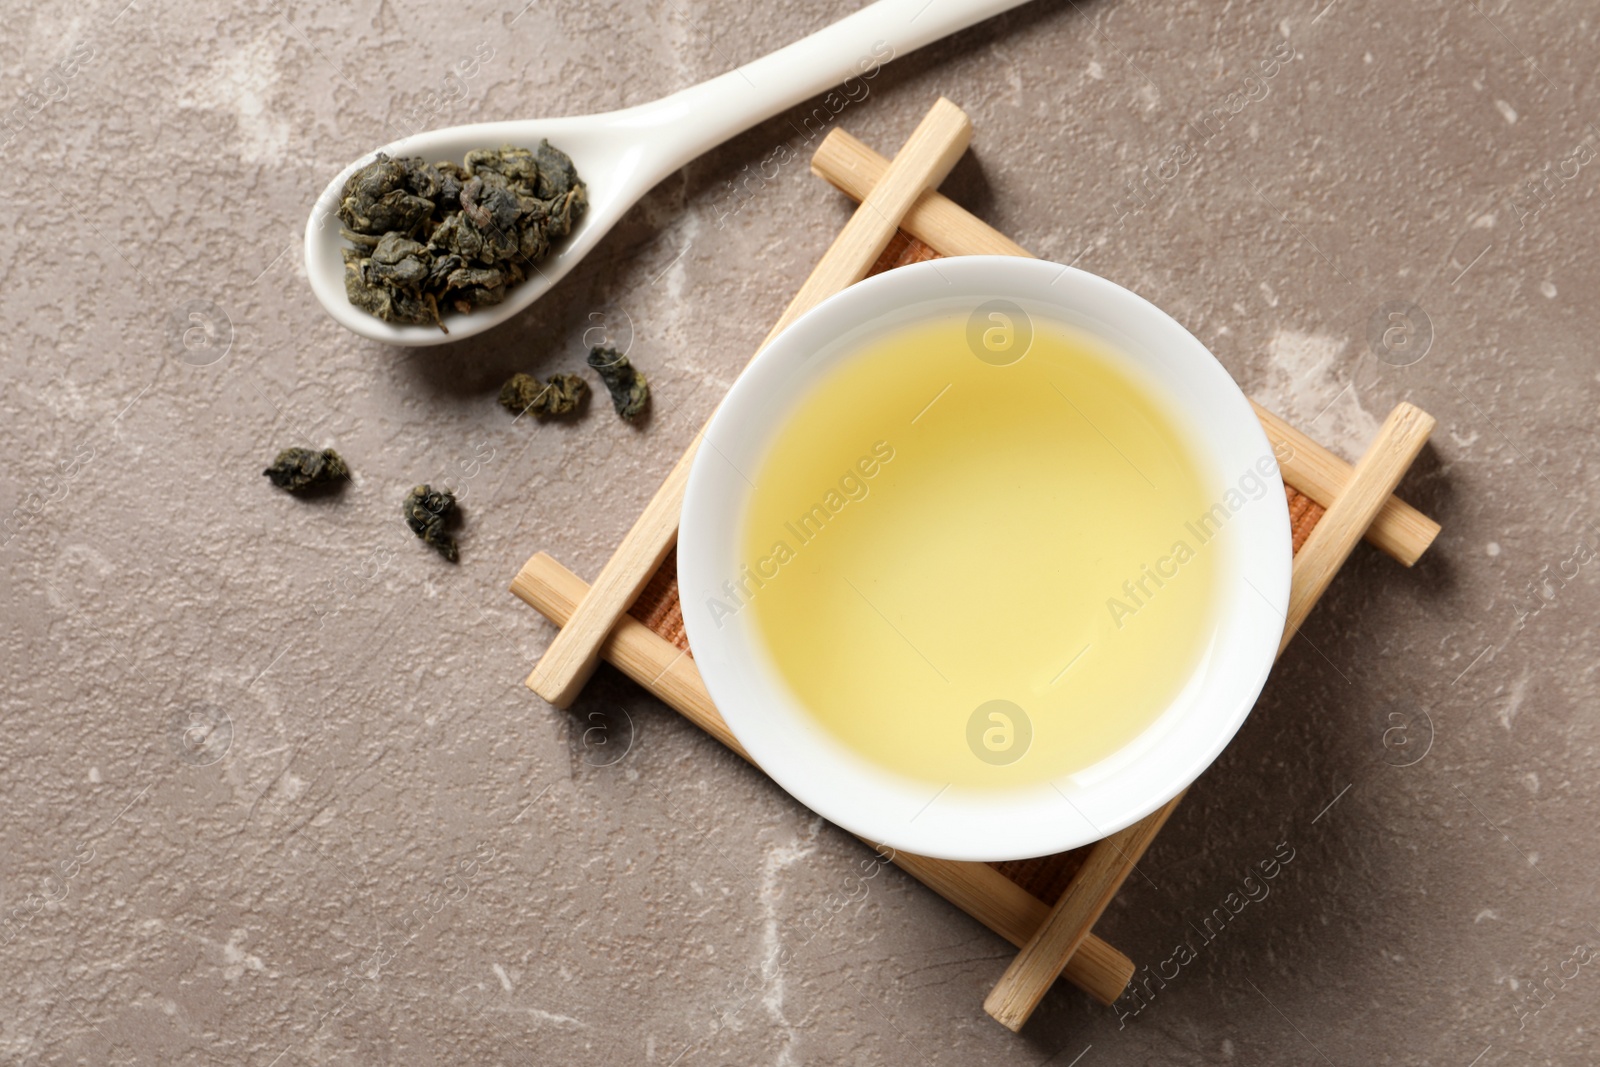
[338,142,587,330]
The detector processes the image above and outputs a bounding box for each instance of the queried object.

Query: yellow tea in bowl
[732,313,1218,789]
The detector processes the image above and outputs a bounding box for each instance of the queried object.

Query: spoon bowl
[305,113,655,346]
[303,0,1032,346]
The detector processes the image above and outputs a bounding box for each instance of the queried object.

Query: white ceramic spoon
[304,0,1030,346]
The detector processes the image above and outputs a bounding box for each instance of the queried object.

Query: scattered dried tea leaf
[498,372,589,418]
[263,448,349,492]
[338,142,587,330]
[403,484,460,562]
[587,346,650,421]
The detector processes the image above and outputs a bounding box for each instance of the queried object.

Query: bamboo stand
[509,99,1440,1030]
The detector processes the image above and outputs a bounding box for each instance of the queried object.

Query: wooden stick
[811,127,1034,259]
[884,852,1133,1007]
[984,793,1182,1030]
[1278,402,1436,655]
[513,553,743,757]
[524,98,975,709]
[809,128,1440,568]
[1250,401,1439,567]
[509,551,1136,1006]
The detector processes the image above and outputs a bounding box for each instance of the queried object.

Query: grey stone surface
[2,0,1597,1063]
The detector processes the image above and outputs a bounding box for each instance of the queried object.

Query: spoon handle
[613,0,1030,179]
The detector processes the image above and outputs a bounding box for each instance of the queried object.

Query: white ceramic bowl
[679,256,1291,861]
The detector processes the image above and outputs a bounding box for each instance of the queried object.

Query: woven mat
[626,230,1327,906]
